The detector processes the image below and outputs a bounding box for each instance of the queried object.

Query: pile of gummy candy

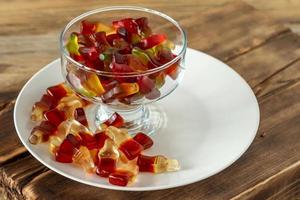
[65,17,179,104]
[30,83,179,186]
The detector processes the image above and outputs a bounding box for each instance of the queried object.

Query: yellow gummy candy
[66,34,80,55]
[83,73,105,96]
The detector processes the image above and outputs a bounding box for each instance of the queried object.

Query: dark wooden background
[0,0,299,199]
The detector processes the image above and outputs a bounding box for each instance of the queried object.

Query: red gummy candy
[70,53,85,62]
[106,34,121,46]
[137,76,155,94]
[77,33,95,47]
[145,88,161,100]
[44,108,65,127]
[104,112,124,128]
[79,132,97,150]
[119,139,143,160]
[137,154,155,172]
[55,134,80,163]
[133,132,153,150]
[40,94,58,109]
[81,20,96,35]
[74,108,88,127]
[79,46,99,61]
[113,18,138,34]
[31,120,57,142]
[96,158,116,177]
[55,138,74,163]
[135,17,152,37]
[138,34,166,50]
[108,171,130,186]
[47,84,68,100]
[94,132,108,149]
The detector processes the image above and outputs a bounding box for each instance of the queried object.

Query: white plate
[14,48,259,191]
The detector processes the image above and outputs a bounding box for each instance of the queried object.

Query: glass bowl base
[94,103,167,136]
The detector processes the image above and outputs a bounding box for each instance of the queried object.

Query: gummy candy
[57,95,84,119]
[31,102,49,122]
[81,20,96,35]
[106,126,143,160]
[79,132,97,150]
[44,108,66,127]
[29,121,57,144]
[31,94,58,121]
[135,17,152,37]
[66,33,80,56]
[57,119,91,137]
[137,154,180,173]
[113,18,138,34]
[117,83,139,98]
[94,131,109,149]
[95,23,115,35]
[74,107,88,127]
[82,73,105,96]
[73,146,95,173]
[55,134,80,163]
[137,34,167,50]
[65,17,181,104]
[133,132,153,150]
[47,84,71,101]
[103,112,124,128]
[96,138,119,177]
[137,76,155,94]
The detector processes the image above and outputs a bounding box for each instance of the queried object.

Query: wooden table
[0,1,299,199]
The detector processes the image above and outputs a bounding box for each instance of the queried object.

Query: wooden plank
[227,31,300,87]
[231,161,300,199]
[14,74,300,199]
[254,59,300,98]
[184,1,288,60]
[0,101,26,164]
[0,156,48,200]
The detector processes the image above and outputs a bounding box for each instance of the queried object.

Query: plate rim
[13,48,260,191]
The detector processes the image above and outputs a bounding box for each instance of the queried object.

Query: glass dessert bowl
[60,6,187,135]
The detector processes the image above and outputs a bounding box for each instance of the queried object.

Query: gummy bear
[137,154,180,173]
[96,138,119,177]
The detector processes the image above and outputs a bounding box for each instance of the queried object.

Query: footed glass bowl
[60,6,187,134]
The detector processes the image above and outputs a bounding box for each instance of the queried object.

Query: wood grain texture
[0,102,26,164]
[0,0,300,199]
